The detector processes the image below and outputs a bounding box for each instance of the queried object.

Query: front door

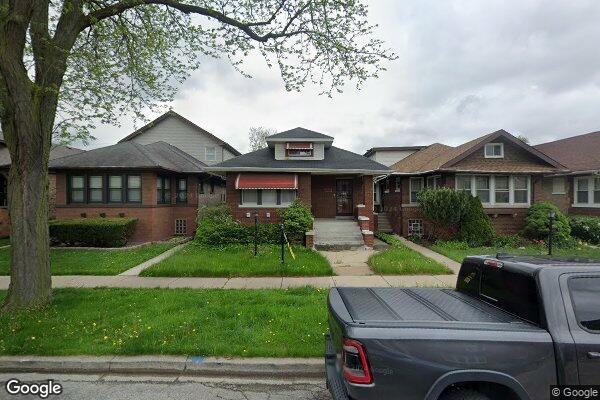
[336,179,353,216]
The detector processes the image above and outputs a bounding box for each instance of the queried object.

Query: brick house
[535,130,600,217]
[380,129,568,237]
[208,128,390,246]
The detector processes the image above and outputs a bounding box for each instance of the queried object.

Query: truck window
[569,277,600,332]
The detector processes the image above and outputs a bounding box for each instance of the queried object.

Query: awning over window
[235,173,298,190]
[286,142,313,150]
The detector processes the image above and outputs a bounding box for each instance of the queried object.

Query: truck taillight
[342,338,373,385]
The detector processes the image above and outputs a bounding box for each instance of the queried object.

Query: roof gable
[535,130,600,172]
[267,127,334,141]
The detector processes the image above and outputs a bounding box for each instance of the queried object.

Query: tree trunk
[1,115,52,311]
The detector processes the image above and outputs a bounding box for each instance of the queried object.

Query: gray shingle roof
[49,141,207,173]
[267,127,334,140]
[208,146,390,174]
[0,142,84,168]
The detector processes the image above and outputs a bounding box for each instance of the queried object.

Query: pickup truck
[325,255,600,400]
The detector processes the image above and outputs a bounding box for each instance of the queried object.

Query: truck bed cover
[336,287,536,326]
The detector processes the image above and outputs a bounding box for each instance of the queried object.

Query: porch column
[356,175,374,231]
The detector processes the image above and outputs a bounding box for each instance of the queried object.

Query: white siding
[128,116,234,165]
[273,142,325,161]
[368,150,418,166]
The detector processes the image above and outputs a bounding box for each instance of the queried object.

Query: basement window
[175,219,187,235]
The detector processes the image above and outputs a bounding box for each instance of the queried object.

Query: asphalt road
[0,373,330,400]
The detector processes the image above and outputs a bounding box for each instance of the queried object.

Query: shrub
[522,202,571,243]
[570,216,600,244]
[433,240,470,250]
[50,218,137,247]
[493,234,524,248]
[456,193,495,247]
[418,188,468,226]
[281,199,313,243]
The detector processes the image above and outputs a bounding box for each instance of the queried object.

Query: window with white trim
[408,219,424,237]
[484,143,504,158]
[574,176,600,206]
[241,189,296,206]
[455,175,530,206]
[205,146,216,162]
[426,175,441,189]
[409,177,424,203]
[552,177,565,194]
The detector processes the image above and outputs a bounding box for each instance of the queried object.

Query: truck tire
[440,388,491,400]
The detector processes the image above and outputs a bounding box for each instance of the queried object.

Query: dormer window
[285,142,313,157]
[484,143,504,158]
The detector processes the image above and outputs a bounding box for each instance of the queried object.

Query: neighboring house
[380,129,568,237]
[535,130,600,216]
[49,141,225,242]
[0,135,84,237]
[208,127,390,245]
[364,146,426,212]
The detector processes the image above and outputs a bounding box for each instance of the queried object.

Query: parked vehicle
[325,255,600,400]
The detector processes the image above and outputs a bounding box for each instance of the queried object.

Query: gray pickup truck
[325,255,600,400]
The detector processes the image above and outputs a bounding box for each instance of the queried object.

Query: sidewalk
[0,274,455,289]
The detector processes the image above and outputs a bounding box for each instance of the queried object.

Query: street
[0,373,329,400]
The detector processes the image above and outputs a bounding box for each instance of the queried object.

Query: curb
[0,356,324,379]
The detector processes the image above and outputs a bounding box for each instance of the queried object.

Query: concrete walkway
[320,249,375,276]
[395,235,461,273]
[120,242,189,276]
[0,274,456,290]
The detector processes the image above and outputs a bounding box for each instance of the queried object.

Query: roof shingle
[535,131,600,172]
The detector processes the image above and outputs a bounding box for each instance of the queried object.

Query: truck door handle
[587,352,600,359]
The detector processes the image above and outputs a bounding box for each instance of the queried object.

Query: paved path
[0,274,455,289]
[320,249,376,276]
[395,235,462,273]
[120,242,189,276]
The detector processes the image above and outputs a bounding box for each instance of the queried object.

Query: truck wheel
[440,388,491,400]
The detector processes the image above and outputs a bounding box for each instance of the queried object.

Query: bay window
[109,175,123,203]
[455,174,530,206]
[176,178,187,203]
[157,176,171,204]
[69,176,85,203]
[126,175,142,203]
[409,177,424,203]
[240,189,296,207]
[574,176,600,207]
[68,173,141,204]
[426,175,441,189]
[88,176,104,203]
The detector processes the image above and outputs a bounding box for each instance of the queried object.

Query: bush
[456,193,495,247]
[522,202,571,243]
[570,216,600,244]
[433,240,470,250]
[281,199,313,243]
[418,188,469,226]
[50,218,137,247]
[493,234,524,248]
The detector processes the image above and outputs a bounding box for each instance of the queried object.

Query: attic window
[484,143,504,158]
[285,142,313,157]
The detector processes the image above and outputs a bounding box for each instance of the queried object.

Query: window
[552,177,565,195]
[109,175,123,203]
[70,175,85,203]
[569,277,600,332]
[476,176,491,203]
[494,176,509,204]
[427,176,441,189]
[210,181,215,194]
[456,175,530,206]
[595,178,600,204]
[484,143,504,158]
[126,175,142,203]
[408,219,424,237]
[240,189,296,206]
[576,178,589,204]
[176,178,187,203]
[0,175,6,207]
[205,147,216,162]
[410,177,424,203]
[285,142,313,157]
[513,176,528,203]
[157,176,171,204]
[395,177,401,192]
[87,176,103,203]
[198,180,205,195]
[175,219,187,235]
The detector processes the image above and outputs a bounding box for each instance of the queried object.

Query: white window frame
[409,177,424,204]
[205,146,216,162]
[484,143,504,159]
[426,175,441,189]
[455,174,531,207]
[573,176,600,208]
[240,189,297,208]
[552,177,566,195]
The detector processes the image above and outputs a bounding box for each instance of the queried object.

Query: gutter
[205,167,392,175]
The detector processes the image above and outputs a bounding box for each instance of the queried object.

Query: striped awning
[235,173,298,190]
[286,142,313,150]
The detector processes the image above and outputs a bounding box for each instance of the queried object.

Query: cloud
[85,0,600,154]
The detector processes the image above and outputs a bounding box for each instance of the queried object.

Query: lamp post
[548,210,556,256]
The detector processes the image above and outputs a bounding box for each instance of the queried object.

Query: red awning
[286,142,313,150]
[235,173,298,190]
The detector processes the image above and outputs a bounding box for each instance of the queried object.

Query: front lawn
[0,288,328,357]
[369,234,453,275]
[0,237,10,247]
[430,242,600,263]
[0,242,177,276]
[140,243,333,277]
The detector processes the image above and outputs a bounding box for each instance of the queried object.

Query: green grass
[0,288,328,357]
[0,237,10,247]
[0,243,176,276]
[369,234,453,275]
[141,243,333,277]
[430,242,600,263]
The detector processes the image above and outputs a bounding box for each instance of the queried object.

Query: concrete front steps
[313,219,365,251]
[376,212,393,233]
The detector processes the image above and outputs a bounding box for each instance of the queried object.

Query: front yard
[430,241,600,263]
[0,287,328,357]
[0,242,177,276]
[369,234,453,275]
[141,243,332,277]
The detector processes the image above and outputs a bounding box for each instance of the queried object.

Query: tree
[0,1,394,311]
[249,126,275,151]
[517,135,530,144]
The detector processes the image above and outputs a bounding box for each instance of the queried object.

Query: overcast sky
[89,0,600,154]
